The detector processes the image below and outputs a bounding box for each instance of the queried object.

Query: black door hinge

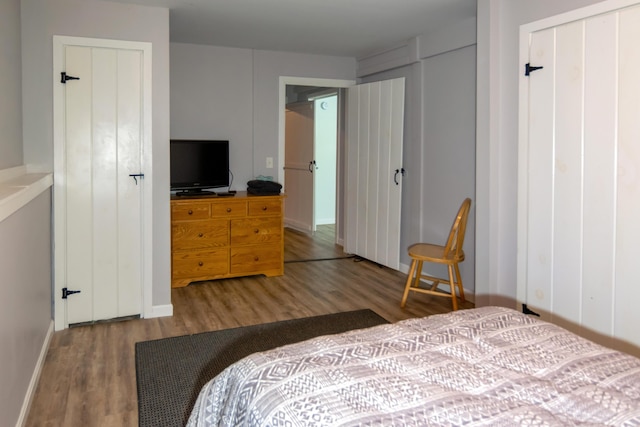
[524,63,544,76]
[60,72,80,84]
[62,287,81,299]
[522,304,540,317]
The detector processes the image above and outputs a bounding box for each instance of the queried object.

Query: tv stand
[170,192,285,287]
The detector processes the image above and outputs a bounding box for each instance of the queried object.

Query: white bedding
[187,306,640,426]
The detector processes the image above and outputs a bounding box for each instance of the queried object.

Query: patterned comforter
[187,306,640,426]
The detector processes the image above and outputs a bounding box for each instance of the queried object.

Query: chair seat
[407,243,465,264]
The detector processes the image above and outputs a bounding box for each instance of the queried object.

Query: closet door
[518,1,640,353]
[345,78,405,270]
[53,36,152,329]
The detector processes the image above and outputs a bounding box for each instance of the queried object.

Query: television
[170,139,230,195]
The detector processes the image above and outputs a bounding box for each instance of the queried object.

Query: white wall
[20,0,172,308]
[0,0,23,169]
[0,192,52,427]
[421,45,477,294]
[170,43,356,190]
[252,50,356,179]
[170,43,254,189]
[475,0,607,307]
[0,2,53,425]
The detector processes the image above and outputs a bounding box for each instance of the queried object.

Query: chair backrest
[443,198,472,259]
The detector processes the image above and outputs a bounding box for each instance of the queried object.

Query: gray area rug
[135,309,389,427]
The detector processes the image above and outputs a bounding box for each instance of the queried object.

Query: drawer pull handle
[254,229,260,234]
[254,256,259,261]
[198,261,203,266]
[198,233,203,238]
[188,209,193,215]
[262,206,268,211]
[226,208,232,213]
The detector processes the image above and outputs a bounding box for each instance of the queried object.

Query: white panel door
[284,101,315,232]
[345,78,405,270]
[518,1,640,353]
[60,43,145,325]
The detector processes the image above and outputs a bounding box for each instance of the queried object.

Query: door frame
[278,77,355,243]
[52,36,153,330]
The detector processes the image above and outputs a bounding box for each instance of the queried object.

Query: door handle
[308,160,317,173]
[393,168,405,185]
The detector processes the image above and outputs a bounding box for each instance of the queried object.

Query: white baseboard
[17,320,54,427]
[147,304,173,318]
[315,218,335,225]
[284,220,312,233]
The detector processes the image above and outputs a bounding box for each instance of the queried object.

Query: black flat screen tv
[170,139,229,194]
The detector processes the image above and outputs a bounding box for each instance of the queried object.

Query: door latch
[129,173,145,185]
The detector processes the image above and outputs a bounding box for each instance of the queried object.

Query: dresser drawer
[248,199,282,216]
[211,200,247,218]
[172,220,229,250]
[230,217,282,245]
[172,203,210,221]
[230,245,282,274]
[172,249,228,278]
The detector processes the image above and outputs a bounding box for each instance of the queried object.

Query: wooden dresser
[170,192,285,288]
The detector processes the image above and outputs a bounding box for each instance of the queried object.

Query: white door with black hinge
[53,36,152,329]
[518,0,640,353]
[345,78,405,270]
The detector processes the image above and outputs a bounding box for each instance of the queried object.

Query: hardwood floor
[26,227,473,426]
[284,224,349,262]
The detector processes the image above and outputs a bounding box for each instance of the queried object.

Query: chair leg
[453,263,465,302]
[400,259,418,307]
[412,261,423,288]
[448,265,458,311]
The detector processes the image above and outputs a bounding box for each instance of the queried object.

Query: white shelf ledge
[0,166,53,223]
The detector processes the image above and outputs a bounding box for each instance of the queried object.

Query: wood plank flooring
[25,226,473,427]
[284,224,350,262]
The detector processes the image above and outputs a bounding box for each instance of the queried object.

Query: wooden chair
[400,198,471,311]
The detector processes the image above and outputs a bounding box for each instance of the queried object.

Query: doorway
[284,86,338,239]
[279,77,354,250]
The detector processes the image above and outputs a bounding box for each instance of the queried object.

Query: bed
[187,306,640,426]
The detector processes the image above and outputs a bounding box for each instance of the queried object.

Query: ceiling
[106,0,477,58]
